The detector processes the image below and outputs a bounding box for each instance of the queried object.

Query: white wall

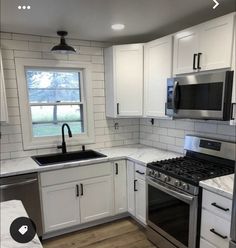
[140,118,236,154]
[0,32,140,160]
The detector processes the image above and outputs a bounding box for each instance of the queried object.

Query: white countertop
[0,145,181,177]
[200,174,235,199]
[0,200,43,248]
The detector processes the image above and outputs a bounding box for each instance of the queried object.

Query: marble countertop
[200,174,235,199]
[0,145,181,177]
[0,200,43,248]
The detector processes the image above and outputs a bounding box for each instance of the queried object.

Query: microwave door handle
[148,178,194,204]
[172,81,179,113]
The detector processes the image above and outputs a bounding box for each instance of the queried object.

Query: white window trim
[15,58,95,150]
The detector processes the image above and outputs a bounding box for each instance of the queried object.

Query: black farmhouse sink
[32,150,107,166]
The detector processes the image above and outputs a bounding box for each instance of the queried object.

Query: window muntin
[26,68,84,138]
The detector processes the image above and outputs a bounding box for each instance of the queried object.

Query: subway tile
[92,56,104,64]
[175,120,194,131]
[5,79,17,89]
[158,119,176,128]
[6,89,18,98]
[168,128,185,138]
[0,32,12,39]
[3,69,16,79]
[1,142,23,152]
[14,50,42,58]
[0,152,11,160]
[12,34,40,42]
[42,52,68,60]
[2,59,15,69]
[68,54,91,62]
[195,122,217,134]
[159,135,175,145]
[1,39,28,50]
[217,124,236,136]
[1,49,14,59]
[79,46,102,55]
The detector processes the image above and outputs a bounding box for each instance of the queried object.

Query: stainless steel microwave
[166,70,234,120]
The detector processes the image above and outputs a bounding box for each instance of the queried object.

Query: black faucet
[57,123,72,153]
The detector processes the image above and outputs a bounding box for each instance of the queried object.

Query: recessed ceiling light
[111,24,125,31]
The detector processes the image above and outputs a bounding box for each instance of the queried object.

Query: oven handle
[147,178,194,204]
[172,81,179,114]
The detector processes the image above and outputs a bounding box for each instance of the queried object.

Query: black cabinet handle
[134,180,138,192]
[80,183,84,196]
[76,184,79,197]
[193,53,197,70]
[197,53,202,69]
[136,170,145,175]
[115,163,118,175]
[117,103,120,115]
[210,228,227,239]
[211,202,229,212]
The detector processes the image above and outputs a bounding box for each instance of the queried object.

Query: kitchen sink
[31,150,107,166]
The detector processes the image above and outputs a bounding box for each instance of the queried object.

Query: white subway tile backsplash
[14,50,42,58]
[1,50,14,59]
[195,122,217,134]
[0,32,12,40]
[1,39,29,50]
[175,120,195,131]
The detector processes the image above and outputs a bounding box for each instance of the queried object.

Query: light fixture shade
[51,31,76,54]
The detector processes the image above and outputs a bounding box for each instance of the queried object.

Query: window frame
[15,58,95,150]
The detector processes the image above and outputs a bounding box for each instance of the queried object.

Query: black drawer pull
[136,170,145,175]
[193,53,197,70]
[210,228,227,239]
[80,183,84,196]
[134,180,138,192]
[197,52,202,70]
[115,163,118,175]
[211,202,229,212]
[76,184,79,197]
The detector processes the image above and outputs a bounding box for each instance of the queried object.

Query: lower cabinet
[41,182,81,233]
[127,161,146,225]
[80,175,113,223]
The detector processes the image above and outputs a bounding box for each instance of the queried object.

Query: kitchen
[0,0,235,248]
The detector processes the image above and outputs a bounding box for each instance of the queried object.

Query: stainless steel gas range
[146,135,235,248]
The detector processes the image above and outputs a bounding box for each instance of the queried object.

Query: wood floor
[42,218,156,248]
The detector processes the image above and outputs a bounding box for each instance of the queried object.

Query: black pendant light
[51,31,76,54]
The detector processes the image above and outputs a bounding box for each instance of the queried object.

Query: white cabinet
[127,160,135,216]
[144,36,173,117]
[41,182,80,233]
[80,176,113,223]
[174,13,235,75]
[126,161,146,225]
[105,44,143,117]
[174,27,199,74]
[135,178,146,224]
[0,49,8,122]
[40,163,114,233]
[200,189,232,248]
[114,160,127,214]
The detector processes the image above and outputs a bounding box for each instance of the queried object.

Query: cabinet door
[41,182,80,233]
[0,49,8,122]
[173,27,199,75]
[80,176,113,223]
[199,13,235,71]
[114,161,127,214]
[135,178,146,224]
[127,160,135,216]
[144,36,172,117]
[115,44,143,116]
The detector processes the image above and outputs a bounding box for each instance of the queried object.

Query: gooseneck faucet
[57,123,72,153]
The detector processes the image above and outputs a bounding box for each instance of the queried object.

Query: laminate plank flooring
[42,218,156,248]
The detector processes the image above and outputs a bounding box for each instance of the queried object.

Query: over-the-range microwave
[166,70,234,121]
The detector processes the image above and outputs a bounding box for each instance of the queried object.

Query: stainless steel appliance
[146,135,235,248]
[230,164,236,248]
[0,173,43,237]
[166,70,234,120]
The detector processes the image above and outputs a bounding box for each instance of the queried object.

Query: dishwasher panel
[0,173,43,237]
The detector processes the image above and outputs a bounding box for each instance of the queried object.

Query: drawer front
[202,189,232,220]
[201,209,230,248]
[200,238,216,248]
[135,163,146,180]
[40,162,112,186]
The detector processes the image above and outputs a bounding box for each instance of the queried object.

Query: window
[15,59,94,150]
[26,69,84,137]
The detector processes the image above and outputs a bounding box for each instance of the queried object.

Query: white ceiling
[0,0,235,43]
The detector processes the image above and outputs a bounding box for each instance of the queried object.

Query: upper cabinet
[0,50,8,123]
[144,36,173,118]
[174,13,235,75]
[104,44,143,118]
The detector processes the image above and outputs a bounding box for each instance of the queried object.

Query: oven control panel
[147,168,198,195]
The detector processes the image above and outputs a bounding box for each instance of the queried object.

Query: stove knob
[164,176,171,182]
[148,170,154,176]
[182,183,190,190]
[175,180,181,187]
[157,172,161,178]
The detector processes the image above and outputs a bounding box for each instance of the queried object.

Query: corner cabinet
[144,36,173,118]
[104,44,143,118]
[174,13,235,75]
[0,49,8,123]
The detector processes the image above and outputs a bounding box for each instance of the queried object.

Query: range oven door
[147,177,198,248]
[166,70,233,120]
